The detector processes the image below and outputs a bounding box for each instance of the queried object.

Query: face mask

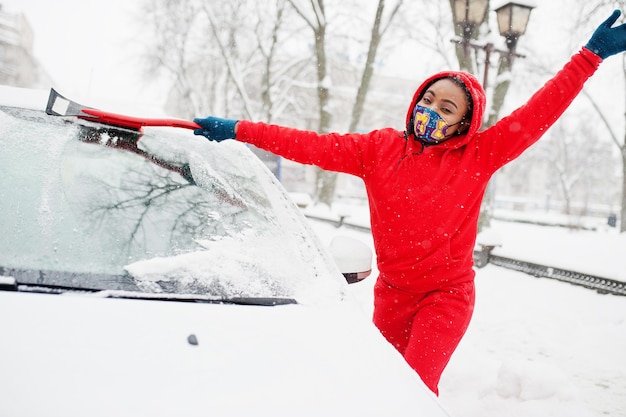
[412,105,461,144]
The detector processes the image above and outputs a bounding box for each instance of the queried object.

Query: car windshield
[0,104,345,303]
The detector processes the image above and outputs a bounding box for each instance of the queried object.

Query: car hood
[0,291,449,417]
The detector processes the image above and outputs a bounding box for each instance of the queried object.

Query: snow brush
[45,88,200,132]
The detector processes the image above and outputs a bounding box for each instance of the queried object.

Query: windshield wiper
[99,291,297,306]
[1,267,297,306]
[1,280,296,306]
[0,265,139,292]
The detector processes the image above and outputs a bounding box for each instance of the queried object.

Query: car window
[0,106,345,302]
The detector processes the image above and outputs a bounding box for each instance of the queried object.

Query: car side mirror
[329,236,373,284]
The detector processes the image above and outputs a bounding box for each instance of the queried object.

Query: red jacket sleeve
[474,47,602,172]
[236,122,400,178]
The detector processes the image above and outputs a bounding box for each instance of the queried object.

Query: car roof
[0,85,49,110]
[0,85,167,118]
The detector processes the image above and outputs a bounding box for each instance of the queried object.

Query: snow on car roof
[0,85,169,117]
[0,85,49,109]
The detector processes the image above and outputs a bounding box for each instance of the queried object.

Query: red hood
[405,71,486,147]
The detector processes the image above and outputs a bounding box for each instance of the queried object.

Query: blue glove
[585,10,626,59]
[193,116,238,142]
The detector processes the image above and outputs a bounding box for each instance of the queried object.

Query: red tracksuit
[236,48,602,394]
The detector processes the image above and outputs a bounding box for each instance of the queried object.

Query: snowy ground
[304,204,626,417]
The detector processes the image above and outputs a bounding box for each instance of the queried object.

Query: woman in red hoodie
[193,11,626,394]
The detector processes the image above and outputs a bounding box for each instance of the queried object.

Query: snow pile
[305,211,626,417]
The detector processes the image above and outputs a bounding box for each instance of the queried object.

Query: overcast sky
[2,0,166,110]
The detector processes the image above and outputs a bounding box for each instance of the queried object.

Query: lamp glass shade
[495,2,534,37]
[452,0,489,26]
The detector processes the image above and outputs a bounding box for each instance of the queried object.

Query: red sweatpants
[372,277,475,395]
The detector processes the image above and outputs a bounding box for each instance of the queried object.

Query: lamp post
[495,1,534,51]
[451,0,535,231]
[451,0,489,53]
[451,0,534,90]
[487,1,535,127]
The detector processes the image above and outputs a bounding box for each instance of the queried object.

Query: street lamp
[451,0,535,87]
[451,1,535,231]
[494,1,535,51]
[452,0,489,50]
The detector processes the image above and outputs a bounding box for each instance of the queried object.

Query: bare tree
[287,0,405,206]
[571,1,626,232]
[545,122,609,220]
[285,0,335,205]
[348,0,404,132]
[142,0,312,120]
[141,0,206,118]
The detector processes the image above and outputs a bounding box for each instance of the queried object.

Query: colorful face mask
[412,105,459,144]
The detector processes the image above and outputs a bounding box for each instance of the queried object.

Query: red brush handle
[81,108,201,131]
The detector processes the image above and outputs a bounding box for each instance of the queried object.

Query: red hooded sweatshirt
[236,48,601,294]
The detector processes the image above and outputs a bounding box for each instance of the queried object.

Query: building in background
[0,3,48,88]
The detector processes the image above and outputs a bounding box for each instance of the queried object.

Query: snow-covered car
[0,86,450,417]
